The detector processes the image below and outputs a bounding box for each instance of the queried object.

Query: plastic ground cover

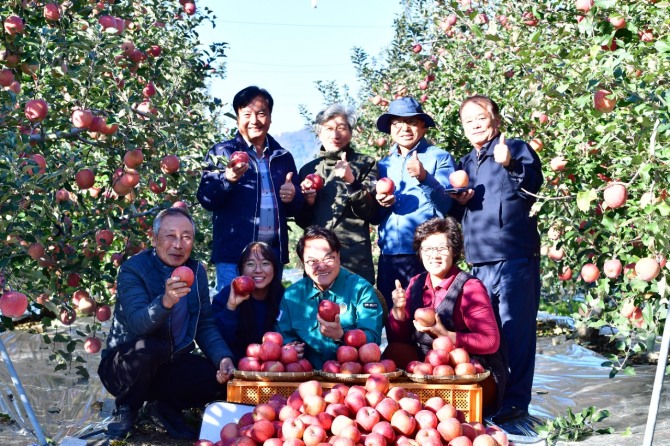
[0,316,669,446]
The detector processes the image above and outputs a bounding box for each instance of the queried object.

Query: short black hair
[153,207,195,236]
[233,86,274,116]
[296,226,341,261]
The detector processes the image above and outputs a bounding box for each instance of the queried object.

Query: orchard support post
[642,304,670,446]
[0,337,48,446]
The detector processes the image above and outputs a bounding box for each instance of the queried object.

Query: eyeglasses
[243,260,273,270]
[391,118,422,129]
[304,253,338,268]
[420,246,450,257]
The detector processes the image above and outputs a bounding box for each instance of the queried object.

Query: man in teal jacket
[276,226,384,369]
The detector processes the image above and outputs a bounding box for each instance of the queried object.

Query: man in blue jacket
[450,95,543,424]
[98,207,235,441]
[197,86,303,291]
[373,97,456,311]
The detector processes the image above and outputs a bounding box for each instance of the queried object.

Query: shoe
[146,401,198,440]
[492,406,528,424]
[106,404,138,440]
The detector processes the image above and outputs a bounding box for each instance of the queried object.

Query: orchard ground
[1,313,669,446]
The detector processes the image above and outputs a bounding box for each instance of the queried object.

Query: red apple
[603,183,627,208]
[375,398,399,421]
[375,178,395,195]
[246,343,261,358]
[298,380,322,398]
[575,0,594,13]
[305,173,325,191]
[0,291,28,318]
[432,336,454,353]
[437,418,462,442]
[550,156,567,172]
[448,348,470,366]
[636,257,661,281]
[448,170,469,188]
[238,357,262,372]
[232,276,256,295]
[71,109,93,129]
[594,90,616,113]
[425,349,450,367]
[171,265,194,287]
[44,3,61,21]
[432,364,455,377]
[302,395,327,416]
[263,331,284,345]
[96,304,112,322]
[331,415,356,436]
[380,359,396,372]
[454,362,476,376]
[363,362,386,374]
[84,337,102,353]
[337,346,359,364]
[259,342,282,362]
[281,345,299,364]
[398,397,422,416]
[412,362,433,376]
[298,359,313,372]
[358,343,381,363]
[322,360,341,374]
[286,362,305,372]
[4,15,24,35]
[344,329,367,348]
[365,373,390,394]
[371,421,396,444]
[412,44,422,53]
[59,308,76,325]
[303,425,327,446]
[160,155,180,174]
[414,307,436,327]
[390,409,416,437]
[249,419,275,443]
[25,99,49,122]
[318,299,340,322]
[149,176,167,194]
[341,362,364,374]
[260,360,285,372]
[78,296,97,315]
[603,258,623,279]
[229,151,250,167]
[581,263,600,283]
[414,410,438,430]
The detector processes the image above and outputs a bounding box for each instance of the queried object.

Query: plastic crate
[226,380,482,422]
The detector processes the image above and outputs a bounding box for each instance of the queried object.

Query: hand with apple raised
[391,279,408,321]
[161,275,191,309]
[375,177,396,208]
[216,357,235,384]
[225,151,250,183]
[406,151,427,181]
[334,151,355,184]
[316,312,344,343]
[493,132,511,167]
[279,172,296,203]
[226,276,255,311]
[413,313,454,343]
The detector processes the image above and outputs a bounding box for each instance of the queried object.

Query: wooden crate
[226,380,483,422]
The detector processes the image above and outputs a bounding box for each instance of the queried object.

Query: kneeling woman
[385,217,507,415]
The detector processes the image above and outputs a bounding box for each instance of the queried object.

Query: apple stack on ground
[237,332,314,373]
[321,329,396,375]
[202,374,508,446]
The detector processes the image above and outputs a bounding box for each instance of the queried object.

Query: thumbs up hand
[334,151,355,184]
[494,133,511,167]
[391,279,408,321]
[279,172,296,203]
[406,151,426,181]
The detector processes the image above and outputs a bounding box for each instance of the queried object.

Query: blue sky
[197,0,402,134]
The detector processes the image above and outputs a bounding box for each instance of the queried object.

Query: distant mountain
[275,128,321,170]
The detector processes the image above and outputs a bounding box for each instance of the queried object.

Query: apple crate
[226,380,482,422]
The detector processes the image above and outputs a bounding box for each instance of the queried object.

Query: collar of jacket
[474,132,502,159]
[389,137,430,157]
[306,268,352,301]
[149,249,194,277]
[321,145,354,161]
[234,132,286,157]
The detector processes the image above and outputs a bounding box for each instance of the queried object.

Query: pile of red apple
[408,309,486,378]
[322,329,396,375]
[197,373,509,446]
[238,332,314,373]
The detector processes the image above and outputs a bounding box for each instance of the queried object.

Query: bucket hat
[376,97,436,134]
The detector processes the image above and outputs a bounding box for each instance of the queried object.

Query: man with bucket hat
[372,96,456,315]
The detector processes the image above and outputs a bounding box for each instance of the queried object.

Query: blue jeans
[472,256,540,411]
[215,261,284,293]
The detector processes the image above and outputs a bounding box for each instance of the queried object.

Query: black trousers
[98,336,226,411]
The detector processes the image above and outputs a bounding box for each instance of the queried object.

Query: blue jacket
[449,135,543,264]
[372,138,456,255]
[103,250,232,366]
[196,132,304,265]
[275,268,384,369]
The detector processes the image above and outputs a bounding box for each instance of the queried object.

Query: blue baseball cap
[376,97,436,134]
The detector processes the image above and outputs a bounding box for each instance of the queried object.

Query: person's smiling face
[303,238,340,291]
[460,101,500,149]
[153,215,194,267]
[319,115,352,153]
[389,116,427,151]
[241,248,275,292]
[237,95,272,148]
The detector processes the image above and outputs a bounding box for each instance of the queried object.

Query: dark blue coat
[449,135,543,264]
[196,132,304,265]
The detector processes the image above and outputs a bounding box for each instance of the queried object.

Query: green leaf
[577,189,598,212]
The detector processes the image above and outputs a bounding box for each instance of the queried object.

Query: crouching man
[98,207,235,441]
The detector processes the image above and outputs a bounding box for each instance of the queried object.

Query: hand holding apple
[162,275,190,308]
[493,133,511,167]
[334,151,355,183]
[227,282,252,310]
[413,314,450,338]
[225,153,249,182]
[391,280,407,321]
[279,172,296,203]
[216,357,235,384]
[406,151,426,181]
[316,312,344,342]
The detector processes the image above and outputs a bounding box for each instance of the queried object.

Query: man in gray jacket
[98,207,235,441]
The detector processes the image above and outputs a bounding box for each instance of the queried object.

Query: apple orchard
[0,0,226,373]
[347,0,670,376]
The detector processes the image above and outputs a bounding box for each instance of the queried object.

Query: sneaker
[146,401,198,440]
[107,404,139,440]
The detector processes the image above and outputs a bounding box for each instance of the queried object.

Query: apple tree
[0,0,227,374]
[351,0,670,376]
